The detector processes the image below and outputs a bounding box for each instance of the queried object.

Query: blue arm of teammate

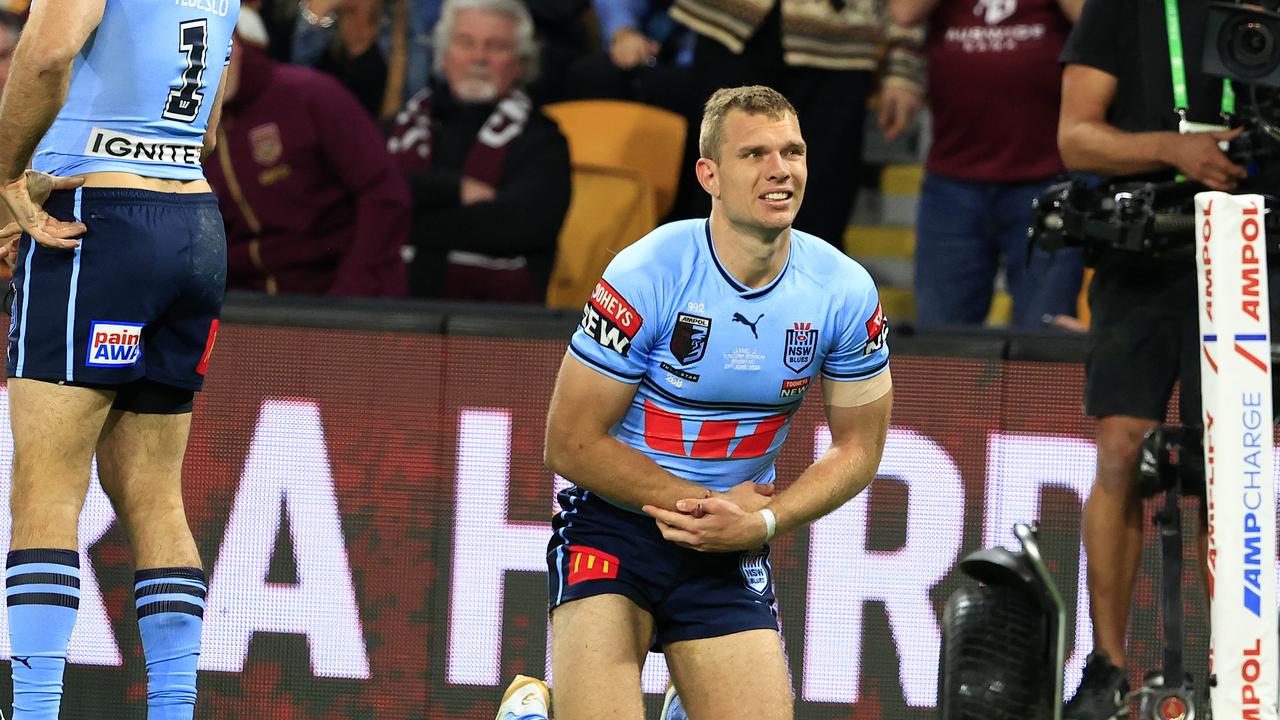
[544,352,722,511]
[0,0,105,181]
[0,0,101,248]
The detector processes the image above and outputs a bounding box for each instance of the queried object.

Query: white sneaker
[495,675,551,720]
[659,684,688,720]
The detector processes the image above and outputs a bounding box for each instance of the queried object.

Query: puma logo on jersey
[732,312,764,339]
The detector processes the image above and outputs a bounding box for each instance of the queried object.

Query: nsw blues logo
[670,312,711,364]
[783,322,818,373]
[740,548,771,595]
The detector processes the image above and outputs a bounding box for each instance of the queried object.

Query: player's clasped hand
[0,170,87,263]
[642,480,774,553]
[720,479,774,513]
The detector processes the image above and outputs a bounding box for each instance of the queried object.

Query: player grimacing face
[702,109,808,236]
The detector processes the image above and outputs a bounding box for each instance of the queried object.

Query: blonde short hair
[698,85,798,163]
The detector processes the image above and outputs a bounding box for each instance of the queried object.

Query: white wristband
[759,508,777,543]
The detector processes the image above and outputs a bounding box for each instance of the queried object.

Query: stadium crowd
[0,0,1083,325]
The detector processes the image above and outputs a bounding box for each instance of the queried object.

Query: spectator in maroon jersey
[204,9,410,297]
[893,0,1085,329]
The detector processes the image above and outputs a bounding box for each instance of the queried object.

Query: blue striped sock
[6,548,80,720]
[135,568,206,720]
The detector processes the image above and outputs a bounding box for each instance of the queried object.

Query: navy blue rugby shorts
[7,188,226,390]
[547,486,780,647]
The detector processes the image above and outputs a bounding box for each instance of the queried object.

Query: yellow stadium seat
[543,101,687,309]
[544,165,657,309]
[544,100,686,218]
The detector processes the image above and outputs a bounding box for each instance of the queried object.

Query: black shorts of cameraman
[1085,251,1280,496]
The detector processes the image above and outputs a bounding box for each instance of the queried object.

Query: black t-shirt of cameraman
[1061,0,1246,189]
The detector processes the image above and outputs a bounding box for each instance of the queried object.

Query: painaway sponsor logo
[86,321,143,367]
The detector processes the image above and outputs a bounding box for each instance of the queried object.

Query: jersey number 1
[162,20,208,124]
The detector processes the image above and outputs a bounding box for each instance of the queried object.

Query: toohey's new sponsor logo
[581,280,643,356]
[86,321,143,367]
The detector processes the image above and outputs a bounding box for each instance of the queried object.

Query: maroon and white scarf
[387,84,540,302]
[386,84,532,187]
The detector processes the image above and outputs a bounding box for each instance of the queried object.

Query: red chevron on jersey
[642,400,788,459]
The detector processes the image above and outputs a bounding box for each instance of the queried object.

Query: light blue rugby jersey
[568,218,890,495]
[34,0,239,180]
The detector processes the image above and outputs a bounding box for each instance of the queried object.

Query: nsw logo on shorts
[740,548,771,595]
[86,321,143,368]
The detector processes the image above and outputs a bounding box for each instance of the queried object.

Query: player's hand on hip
[720,480,775,513]
[642,498,768,553]
[0,171,86,251]
[0,221,22,268]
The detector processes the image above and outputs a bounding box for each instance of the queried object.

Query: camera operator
[1057,1,1279,718]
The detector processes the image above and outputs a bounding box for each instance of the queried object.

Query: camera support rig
[1030,175,1280,260]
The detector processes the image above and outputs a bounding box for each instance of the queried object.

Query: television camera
[1030,1,1280,261]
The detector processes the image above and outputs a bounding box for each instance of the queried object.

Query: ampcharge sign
[1196,192,1279,720]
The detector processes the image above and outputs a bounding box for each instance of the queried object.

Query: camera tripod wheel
[938,583,1052,720]
[1134,675,1198,720]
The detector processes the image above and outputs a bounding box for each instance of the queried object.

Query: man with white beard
[386,0,571,303]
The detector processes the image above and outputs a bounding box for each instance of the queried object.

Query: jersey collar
[703,220,792,300]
